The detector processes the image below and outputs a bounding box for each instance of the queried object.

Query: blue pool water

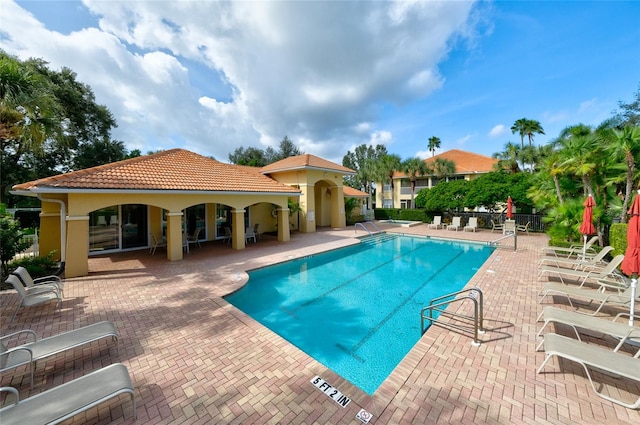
[225,234,493,394]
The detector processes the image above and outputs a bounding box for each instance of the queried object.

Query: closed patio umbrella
[621,191,640,326]
[506,196,513,220]
[578,195,596,261]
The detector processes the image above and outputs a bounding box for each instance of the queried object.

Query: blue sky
[2,1,639,164]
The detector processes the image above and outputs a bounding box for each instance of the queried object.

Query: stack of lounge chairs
[1,268,136,423]
[536,242,640,409]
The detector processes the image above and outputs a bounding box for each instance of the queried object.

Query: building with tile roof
[12,149,355,277]
[376,149,498,209]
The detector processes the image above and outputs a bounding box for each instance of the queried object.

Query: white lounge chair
[11,266,64,297]
[541,236,599,258]
[447,217,462,231]
[537,333,640,409]
[245,226,257,243]
[0,363,135,424]
[535,306,640,351]
[538,246,614,270]
[428,216,442,230]
[5,275,61,325]
[0,321,119,388]
[463,217,478,232]
[538,279,638,316]
[516,221,530,235]
[490,219,503,233]
[538,254,624,286]
[149,233,166,255]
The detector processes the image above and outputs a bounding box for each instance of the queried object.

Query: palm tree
[511,118,528,148]
[376,154,402,208]
[492,142,521,173]
[524,119,545,146]
[427,136,441,157]
[556,124,600,198]
[606,125,640,222]
[432,158,456,180]
[402,157,430,208]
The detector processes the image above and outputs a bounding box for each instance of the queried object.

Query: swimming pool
[225,234,493,394]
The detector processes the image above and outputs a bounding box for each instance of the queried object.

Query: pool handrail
[489,231,518,251]
[421,287,485,346]
[354,221,383,235]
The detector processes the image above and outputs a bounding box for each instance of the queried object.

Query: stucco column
[231,209,245,250]
[39,211,61,262]
[166,212,183,261]
[330,187,346,228]
[299,183,316,233]
[65,215,89,277]
[276,208,290,242]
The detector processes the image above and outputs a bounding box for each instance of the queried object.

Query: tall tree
[427,136,441,157]
[605,125,640,222]
[402,157,430,209]
[615,82,640,126]
[493,142,522,173]
[510,118,528,148]
[524,119,545,146]
[265,135,303,163]
[376,154,401,208]
[342,144,387,193]
[228,146,268,166]
[431,158,456,180]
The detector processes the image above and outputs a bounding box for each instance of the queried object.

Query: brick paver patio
[2,223,639,424]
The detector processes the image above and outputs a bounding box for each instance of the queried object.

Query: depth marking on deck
[310,376,351,408]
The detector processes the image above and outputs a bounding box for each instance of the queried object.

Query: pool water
[225,234,493,394]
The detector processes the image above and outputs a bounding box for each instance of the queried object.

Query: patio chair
[5,275,61,325]
[516,221,530,235]
[538,246,613,270]
[245,226,257,243]
[223,226,232,244]
[11,266,64,297]
[535,306,640,351]
[537,333,640,409]
[428,216,443,230]
[490,219,503,233]
[187,228,201,248]
[253,223,260,239]
[0,321,118,388]
[541,236,599,259]
[447,216,462,231]
[503,220,516,234]
[149,233,166,255]
[538,279,638,316]
[0,363,135,424]
[538,254,624,285]
[463,217,478,232]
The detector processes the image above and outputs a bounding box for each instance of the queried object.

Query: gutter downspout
[39,196,66,276]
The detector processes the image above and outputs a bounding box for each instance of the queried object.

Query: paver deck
[2,223,639,424]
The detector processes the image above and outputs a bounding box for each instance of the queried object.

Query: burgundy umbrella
[578,195,596,260]
[621,191,640,326]
[506,196,513,220]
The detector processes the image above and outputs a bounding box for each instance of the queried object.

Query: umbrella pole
[582,234,587,261]
[630,275,637,327]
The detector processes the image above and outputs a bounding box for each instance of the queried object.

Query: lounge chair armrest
[0,346,34,369]
[596,279,629,292]
[0,387,20,406]
[0,329,37,345]
[33,275,62,284]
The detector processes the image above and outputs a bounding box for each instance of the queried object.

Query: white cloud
[2,0,480,161]
[488,124,507,137]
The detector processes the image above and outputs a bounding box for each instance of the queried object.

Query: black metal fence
[445,212,545,233]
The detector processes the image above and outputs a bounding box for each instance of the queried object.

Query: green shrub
[8,251,58,278]
[397,209,428,222]
[609,223,627,258]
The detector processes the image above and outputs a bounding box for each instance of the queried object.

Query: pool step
[359,233,398,246]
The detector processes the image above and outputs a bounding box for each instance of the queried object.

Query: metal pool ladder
[354,221,383,235]
[421,287,485,346]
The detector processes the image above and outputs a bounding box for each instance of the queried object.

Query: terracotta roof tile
[13,149,300,194]
[394,149,497,177]
[261,154,355,175]
[343,186,369,198]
